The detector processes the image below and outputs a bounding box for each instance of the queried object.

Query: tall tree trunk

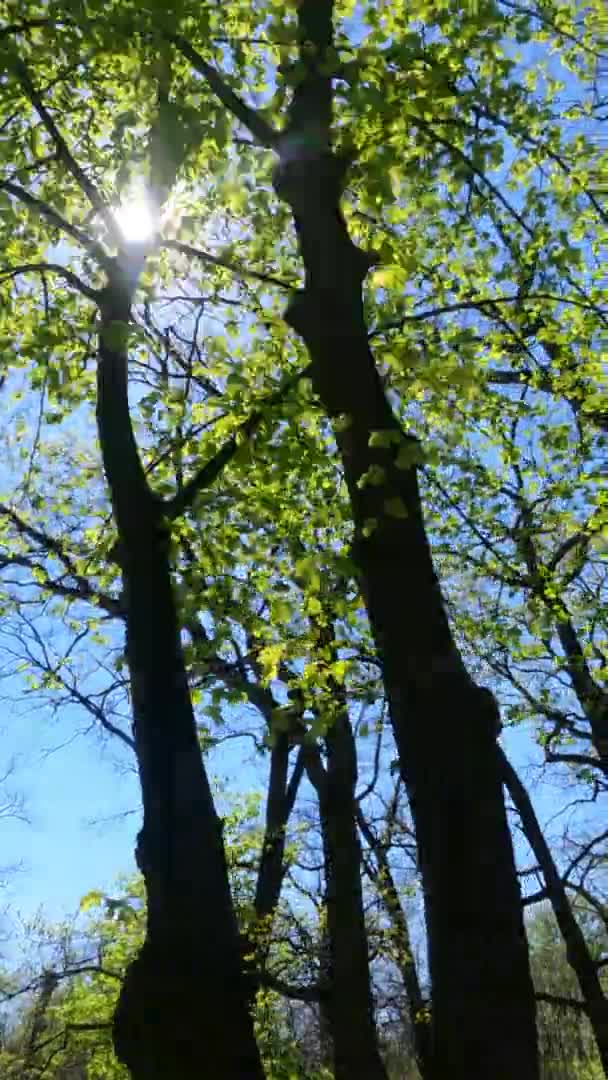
[96,270,263,1079]
[255,736,304,933]
[269,4,539,1076]
[185,616,305,953]
[304,713,387,1079]
[318,917,334,1072]
[245,735,304,999]
[325,715,388,1080]
[357,806,432,1080]
[501,747,608,1075]
[172,4,538,1071]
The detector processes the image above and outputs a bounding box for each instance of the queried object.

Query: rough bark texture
[97,267,263,1079]
[275,156,539,1076]
[270,2,540,1075]
[501,748,608,1076]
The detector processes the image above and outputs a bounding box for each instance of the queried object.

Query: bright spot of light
[114,188,158,244]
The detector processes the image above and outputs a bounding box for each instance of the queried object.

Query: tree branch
[0,261,100,302]
[535,991,588,1014]
[13,57,120,244]
[169,35,278,148]
[164,239,294,291]
[165,364,311,520]
[0,180,113,270]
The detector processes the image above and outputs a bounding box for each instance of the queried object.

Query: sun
[114,190,157,244]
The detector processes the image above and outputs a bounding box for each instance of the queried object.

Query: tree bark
[325,715,388,1080]
[96,265,263,1079]
[303,703,387,1079]
[357,806,432,1080]
[501,747,608,1075]
[269,3,540,1076]
[255,736,304,932]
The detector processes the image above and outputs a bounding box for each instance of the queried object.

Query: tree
[0,1,605,1077]
[528,905,607,1080]
[502,749,608,1071]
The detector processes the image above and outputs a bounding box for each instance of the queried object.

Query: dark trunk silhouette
[96,270,263,1079]
[23,971,58,1076]
[255,734,304,929]
[269,4,539,1076]
[357,806,432,1079]
[304,717,387,1080]
[277,159,538,1078]
[174,1,539,1071]
[302,616,387,1080]
[246,732,304,1001]
[501,748,608,1075]
[185,615,306,951]
[512,503,608,773]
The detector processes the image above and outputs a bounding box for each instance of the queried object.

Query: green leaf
[384,496,408,519]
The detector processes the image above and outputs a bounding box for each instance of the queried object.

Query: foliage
[0,0,605,1074]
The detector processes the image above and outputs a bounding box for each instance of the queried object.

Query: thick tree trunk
[97,273,263,1079]
[274,149,538,1077]
[270,5,539,1073]
[501,747,608,1075]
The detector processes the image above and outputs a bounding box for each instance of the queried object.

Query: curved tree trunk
[501,747,608,1075]
[96,270,263,1079]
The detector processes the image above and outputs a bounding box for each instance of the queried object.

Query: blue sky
[0,677,584,962]
[0,677,138,952]
[0,673,274,959]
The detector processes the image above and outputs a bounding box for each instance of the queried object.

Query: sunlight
[114,189,157,244]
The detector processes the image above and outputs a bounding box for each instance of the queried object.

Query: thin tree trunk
[23,971,58,1076]
[318,917,334,1072]
[513,507,608,772]
[185,614,305,946]
[268,4,539,1076]
[303,724,386,1080]
[255,737,304,931]
[357,806,433,1080]
[96,272,263,1079]
[325,714,388,1080]
[500,747,608,1075]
